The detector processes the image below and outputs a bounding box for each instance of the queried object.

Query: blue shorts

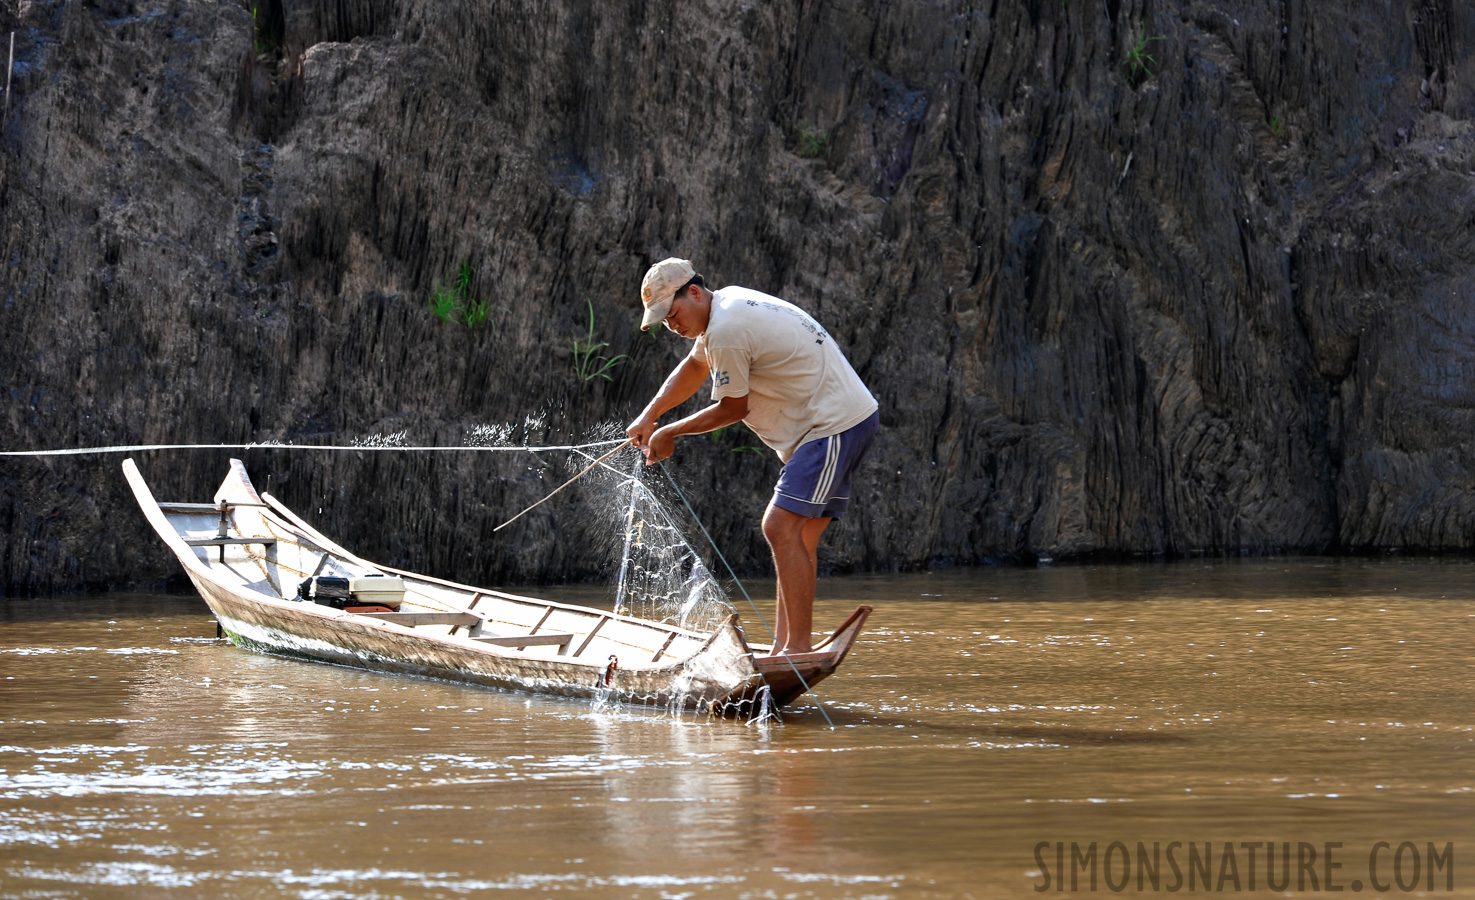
[771,410,880,520]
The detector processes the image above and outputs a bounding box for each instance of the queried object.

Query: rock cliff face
[1,0,1473,594]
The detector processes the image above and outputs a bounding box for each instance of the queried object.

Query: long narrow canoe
[123,458,870,717]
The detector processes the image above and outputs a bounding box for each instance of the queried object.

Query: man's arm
[627,354,710,449]
[642,394,749,464]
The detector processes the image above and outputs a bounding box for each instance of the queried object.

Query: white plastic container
[350,574,405,609]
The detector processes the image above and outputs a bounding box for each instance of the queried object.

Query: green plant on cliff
[1125,24,1165,85]
[429,259,493,329]
[571,300,627,381]
[1269,115,1285,139]
[430,284,459,321]
[798,126,828,159]
[250,4,280,58]
[463,295,490,328]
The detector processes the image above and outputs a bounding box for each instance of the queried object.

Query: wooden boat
[122,458,870,717]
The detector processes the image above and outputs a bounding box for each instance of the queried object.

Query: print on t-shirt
[746,298,827,345]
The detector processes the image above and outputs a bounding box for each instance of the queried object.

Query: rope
[492,440,632,531]
[656,459,834,729]
[0,439,628,457]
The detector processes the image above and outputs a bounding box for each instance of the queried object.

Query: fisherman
[626,258,879,654]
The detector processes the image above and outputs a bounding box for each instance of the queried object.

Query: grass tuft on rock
[571,300,627,382]
[1125,24,1165,86]
[429,260,495,329]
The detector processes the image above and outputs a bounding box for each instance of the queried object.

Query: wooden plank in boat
[472,633,574,654]
[184,536,277,563]
[528,607,555,633]
[571,615,609,658]
[355,611,481,627]
[448,593,484,636]
[651,631,678,663]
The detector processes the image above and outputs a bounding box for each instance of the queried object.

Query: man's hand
[626,417,658,452]
[635,395,749,466]
[642,425,678,465]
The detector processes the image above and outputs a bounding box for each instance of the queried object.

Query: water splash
[350,431,408,448]
[466,423,516,447]
[746,685,780,727]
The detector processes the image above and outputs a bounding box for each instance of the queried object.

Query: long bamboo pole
[493,439,632,532]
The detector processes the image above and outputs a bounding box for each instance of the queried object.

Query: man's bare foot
[771,644,814,656]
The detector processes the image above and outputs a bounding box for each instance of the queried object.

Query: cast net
[574,441,737,636]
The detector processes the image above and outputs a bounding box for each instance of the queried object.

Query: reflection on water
[2,558,1474,897]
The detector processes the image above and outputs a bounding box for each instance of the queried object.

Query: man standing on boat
[627,258,879,655]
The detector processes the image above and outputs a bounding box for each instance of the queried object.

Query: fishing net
[569,432,738,636]
[457,418,738,636]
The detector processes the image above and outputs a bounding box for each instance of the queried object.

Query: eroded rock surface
[1,0,1473,594]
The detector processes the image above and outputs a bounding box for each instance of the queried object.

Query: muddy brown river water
[3,558,1473,898]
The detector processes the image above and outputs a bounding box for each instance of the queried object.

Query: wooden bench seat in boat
[471,633,574,654]
[163,499,281,561]
[185,537,278,547]
[351,610,574,654]
[354,611,481,627]
[184,536,277,563]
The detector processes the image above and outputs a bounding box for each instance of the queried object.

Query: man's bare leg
[762,503,831,654]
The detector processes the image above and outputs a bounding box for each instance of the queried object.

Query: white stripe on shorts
[810,434,841,503]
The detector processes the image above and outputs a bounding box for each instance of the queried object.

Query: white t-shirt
[690,286,877,462]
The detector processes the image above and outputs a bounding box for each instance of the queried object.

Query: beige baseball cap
[639,257,696,331]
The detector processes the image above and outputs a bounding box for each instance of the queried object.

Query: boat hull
[752,606,873,707]
[190,573,767,714]
[124,457,870,718]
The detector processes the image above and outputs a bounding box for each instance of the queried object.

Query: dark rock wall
[1,0,1473,595]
